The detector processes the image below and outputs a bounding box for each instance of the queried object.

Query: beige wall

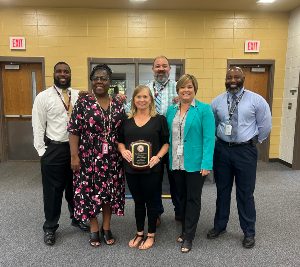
[0,8,289,158]
[281,6,300,163]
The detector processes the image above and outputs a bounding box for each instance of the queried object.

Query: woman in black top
[118,85,169,250]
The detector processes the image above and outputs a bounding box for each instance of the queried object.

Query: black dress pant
[173,170,205,241]
[40,143,74,232]
[126,172,161,233]
[213,141,257,237]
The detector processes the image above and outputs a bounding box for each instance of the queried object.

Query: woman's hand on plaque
[121,149,132,163]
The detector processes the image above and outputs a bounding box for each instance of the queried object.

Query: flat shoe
[181,239,192,253]
[89,231,100,247]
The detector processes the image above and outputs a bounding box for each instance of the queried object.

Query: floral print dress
[68,95,125,222]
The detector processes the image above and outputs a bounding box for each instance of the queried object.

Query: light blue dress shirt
[211,88,272,143]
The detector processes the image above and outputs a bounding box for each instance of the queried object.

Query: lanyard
[153,79,170,97]
[179,105,189,143]
[53,85,71,112]
[227,91,245,122]
[93,94,112,141]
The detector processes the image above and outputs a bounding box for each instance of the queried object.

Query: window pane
[91,63,135,98]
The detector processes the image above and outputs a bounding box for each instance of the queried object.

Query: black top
[118,115,169,174]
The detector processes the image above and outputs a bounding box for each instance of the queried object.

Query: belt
[217,138,252,147]
[49,140,69,145]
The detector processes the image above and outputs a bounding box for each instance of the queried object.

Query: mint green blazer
[166,99,215,172]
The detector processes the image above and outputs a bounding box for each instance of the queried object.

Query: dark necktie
[231,94,238,141]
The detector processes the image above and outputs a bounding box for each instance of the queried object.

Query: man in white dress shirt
[32,62,88,246]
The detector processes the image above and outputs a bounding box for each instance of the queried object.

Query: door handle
[5,115,20,118]
[20,115,32,118]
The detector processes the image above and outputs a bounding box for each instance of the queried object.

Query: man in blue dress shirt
[207,66,272,248]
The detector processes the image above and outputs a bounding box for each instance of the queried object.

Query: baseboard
[269,158,292,168]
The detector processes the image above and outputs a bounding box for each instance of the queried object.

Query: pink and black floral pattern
[68,95,125,222]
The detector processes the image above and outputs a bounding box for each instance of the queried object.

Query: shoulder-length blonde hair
[176,74,198,94]
[128,85,157,119]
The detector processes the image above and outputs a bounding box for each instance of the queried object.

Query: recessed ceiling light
[130,0,148,2]
[257,0,276,4]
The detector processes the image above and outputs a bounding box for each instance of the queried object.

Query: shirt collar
[175,98,196,109]
[53,85,70,92]
[227,87,245,98]
[154,79,170,89]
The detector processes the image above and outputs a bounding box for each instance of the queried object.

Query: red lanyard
[53,85,71,112]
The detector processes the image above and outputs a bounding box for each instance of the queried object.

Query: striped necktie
[155,82,166,114]
[155,86,162,114]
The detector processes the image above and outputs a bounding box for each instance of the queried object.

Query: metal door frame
[0,57,45,162]
[227,59,275,162]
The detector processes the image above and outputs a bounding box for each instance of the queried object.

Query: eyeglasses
[92,76,110,82]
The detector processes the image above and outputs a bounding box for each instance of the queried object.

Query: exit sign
[10,37,26,50]
[245,40,260,53]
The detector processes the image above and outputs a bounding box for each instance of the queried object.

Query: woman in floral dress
[68,64,125,247]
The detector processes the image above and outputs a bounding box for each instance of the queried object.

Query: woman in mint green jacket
[166,74,215,253]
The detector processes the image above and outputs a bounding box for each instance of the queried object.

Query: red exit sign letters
[244,40,260,53]
[10,37,26,50]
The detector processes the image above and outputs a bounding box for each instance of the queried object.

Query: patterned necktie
[155,84,163,114]
[62,89,72,117]
[231,94,238,141]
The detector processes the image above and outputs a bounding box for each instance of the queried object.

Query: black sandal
[101,227,115,245]
[89,231,100,247]
[139,235,155,250]
[181,239,192,253]
[129,233,144,248]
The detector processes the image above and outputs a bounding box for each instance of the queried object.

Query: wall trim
[269,158,292,168]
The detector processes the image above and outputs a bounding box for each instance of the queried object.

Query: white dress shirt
[32,86,79,156]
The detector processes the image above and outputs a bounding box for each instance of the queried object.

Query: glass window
[89,58,185,99]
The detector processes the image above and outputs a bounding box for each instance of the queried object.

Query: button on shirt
[32,86,79,156]
[211,88,272,143]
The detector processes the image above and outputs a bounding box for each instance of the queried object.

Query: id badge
[225,124,232,136]
[177,145,183,156]
[102,142,108,154]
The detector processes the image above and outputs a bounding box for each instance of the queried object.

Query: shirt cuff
[37,147,46,157]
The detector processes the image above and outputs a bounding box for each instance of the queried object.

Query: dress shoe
[44,231,55,246]
[71,219,90,232]
[242,236,255,249]
[206,228,226,239]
